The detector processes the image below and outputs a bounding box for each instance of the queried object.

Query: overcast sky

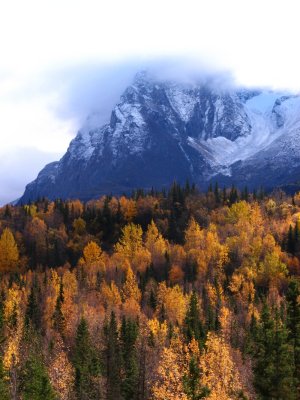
[1,0,300,204]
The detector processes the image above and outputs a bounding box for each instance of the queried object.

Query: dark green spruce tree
[184,291,205,344]
[253,304,297,399]
[73,317,99,400]
[25,280,42,332]
[104,311,122,400]
[120,317,139,400]
[294,219,300,253]
[214,182,220,204]
[21,355,56,400]
[183,354,210,400]
[287,224,295,254]
[286,279,300,396]
[52,281,65,337]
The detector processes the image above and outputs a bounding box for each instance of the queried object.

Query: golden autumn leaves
[150,327,248,400]
[0,228,19,273]
[0,194,297,399]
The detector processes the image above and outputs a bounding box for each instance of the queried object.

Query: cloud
[1,0,300,205]
[0,52,297,205]
[0,56,237,205]
[46,57,237,127]
[0,56,274,206]
[0,147,61,205]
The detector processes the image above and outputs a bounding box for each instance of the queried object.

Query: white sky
[1,0,300,204]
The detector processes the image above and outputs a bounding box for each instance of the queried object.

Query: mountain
[19,71,300,203]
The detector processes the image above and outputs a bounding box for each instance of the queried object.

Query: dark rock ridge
[19,71,300,203]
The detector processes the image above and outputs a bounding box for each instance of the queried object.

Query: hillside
[0,184,299,398]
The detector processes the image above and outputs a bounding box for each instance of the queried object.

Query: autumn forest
[0,183,299,399]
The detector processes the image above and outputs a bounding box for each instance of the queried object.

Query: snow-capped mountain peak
[19,72,300,203]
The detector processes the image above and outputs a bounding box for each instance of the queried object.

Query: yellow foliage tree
[157,282,187,325]
[48,336,75,400]
[115,223,143,261]
[44,270,61,334]
[81,241,105,288]
[3,285,24,389]
[100,281,122,310]
[82,241,102,266]
[148,318,168,347]
[122,296,141,318]
[131,247,151,273]
[229,267,256,306]
[258,251,287,286]
[122,267,141,303]
[119,196,137,221]
[61,270,78,340]
[145,220,168,266]
[0,228,19,272]
[200,332,243,400]
[184,218,204,251]
[226,201,251,225]
[152,338,188,400]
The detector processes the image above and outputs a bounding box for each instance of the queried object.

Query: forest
[0,182,299,399]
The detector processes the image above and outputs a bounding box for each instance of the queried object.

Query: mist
[0,147,62,205]
[0,57,238,205]
[50,57,238,126]
[0,56,287,205]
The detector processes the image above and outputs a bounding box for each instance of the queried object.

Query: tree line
[0,183,299,398]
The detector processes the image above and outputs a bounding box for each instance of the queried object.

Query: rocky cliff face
[19,71,300,203]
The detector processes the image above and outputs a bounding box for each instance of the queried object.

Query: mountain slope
[19,72,300,203]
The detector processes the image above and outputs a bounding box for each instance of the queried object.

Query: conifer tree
[294,219,300,253]
[149,289,157,310]
[214,182,220,204]
[4,205,11,218]
[185,180,191,196]
[258,186,265,200]
[120,317,139,400]
[0,357,9,400]
[286,279,300,395]
[168,208,180,243]
[287,224,295,254]
[222,187,227,204]
[184,291,204,344]
[104,311,122,400]
[73,318,97,400]
[253,188,257,200]
[183,355,210,400]
[253,304,297,399]
[229,185,238,204]
[241,186,249,201]
[21,355,56,400]
[52,281,65,336]
[25,280,41,331]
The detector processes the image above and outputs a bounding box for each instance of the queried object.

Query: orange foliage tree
[0,228,19,272]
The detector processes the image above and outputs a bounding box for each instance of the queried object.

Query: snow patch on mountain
[165,84,198,122]
[187,91,300,176]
